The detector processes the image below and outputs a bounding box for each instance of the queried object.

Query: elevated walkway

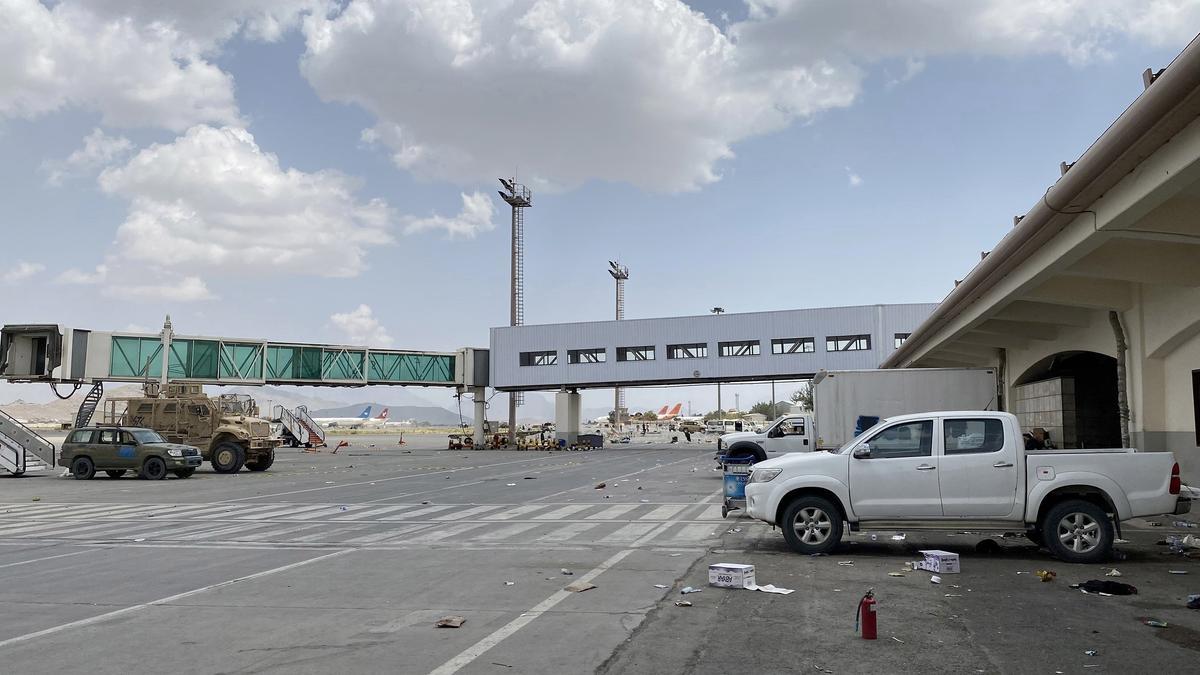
[0,408,55,476]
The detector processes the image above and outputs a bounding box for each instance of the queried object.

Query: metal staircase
[74,381,104,428]
[295,406,326,447]
[0,407,55,476]
[272,404,326,448]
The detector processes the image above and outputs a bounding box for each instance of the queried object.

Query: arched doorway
[1012,351,1120,449]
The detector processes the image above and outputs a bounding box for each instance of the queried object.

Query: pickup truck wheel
[104,470,127,479]
[1042,500,1113,564]
[140,456,167,480]
[211,443,246,474]
[781,496,843,555]
[71,457,95,480]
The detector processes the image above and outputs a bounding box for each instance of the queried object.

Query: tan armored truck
[101,383,280,473]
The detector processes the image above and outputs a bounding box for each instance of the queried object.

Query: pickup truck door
[849,419,942,517]
[764,417,810,454]
[938,417,1018,517]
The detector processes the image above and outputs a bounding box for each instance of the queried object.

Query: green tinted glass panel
[218,342,263,381]
[321,350,365,380]
[110,336,162,378]
[301,348,322,379]
[265,345,298,379]
[166,339,219,379]
[368,352,454,383]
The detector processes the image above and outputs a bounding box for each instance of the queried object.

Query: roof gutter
[883,34,1200,369]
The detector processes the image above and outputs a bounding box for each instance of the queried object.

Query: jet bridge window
[667,343,707,359]
[894,333,911,349]
[617,346,655,362]
[519,350,557,367]
[771,338,814,354]
[568,348,606,364]
[719,340,760,357]
[826,334,871,352]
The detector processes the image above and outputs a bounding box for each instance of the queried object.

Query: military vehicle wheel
[211,442,245,474]
[140,457,168,481]
[104,470,127,479]
[246,450,275,472]
[173,468,196,479]
[71,457,95,480]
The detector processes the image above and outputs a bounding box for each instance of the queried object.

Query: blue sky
[1,1,1197,414]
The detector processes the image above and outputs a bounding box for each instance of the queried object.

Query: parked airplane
[656,403,683,419]
[361,408,391,428]
[315,406,372,428]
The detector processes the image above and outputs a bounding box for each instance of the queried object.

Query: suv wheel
[71,456,96,480]
[246,449,275,472]
[211,442,246,474]
[1041,499,1113,564]
[104,470,127,479]
[781,496,843,555]
[140,456,167,480]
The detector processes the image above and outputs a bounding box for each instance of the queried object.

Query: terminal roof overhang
[883,34,1200,368]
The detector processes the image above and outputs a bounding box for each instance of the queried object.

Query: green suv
[61,427,203,480]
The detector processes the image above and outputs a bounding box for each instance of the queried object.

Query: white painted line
[175,523,276,541]
[289,526,368,543]
[380,504,460,520]
[669,523,716,542]
[535,522,602,542]
[402,523,488,543]
[231,523,327,542]
[598,523,658,543]
[328,504,414,521]
[697,505,724,520]
[532,504,593,520]
[276,505,369,521]
[483,505,551,520]
[432,505,507,521]
[639,505,688,521]
[585,504,638,520]
[472,522,541,540]
[0,549,353,649]
[219,503,335,521]
[531,450,709,502]
[428,548,634,675]
[339,524,433,544]
[0,549,95,570]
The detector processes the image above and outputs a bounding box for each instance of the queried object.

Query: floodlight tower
[608,261,630,429]
[499,177,532,445]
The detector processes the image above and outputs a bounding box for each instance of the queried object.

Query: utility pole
[608,261,629,430]
[499,178,531,446]
[158,315,173,392]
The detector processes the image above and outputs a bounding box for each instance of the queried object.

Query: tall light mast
[499,178,531,445]
[608,261,629,429]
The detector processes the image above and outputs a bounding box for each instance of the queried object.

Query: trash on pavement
[1105,569,1122,577]
[917,550,960,574]
[838,561,855,566]
[524,476,536,480]
[506,483,517,487]
[1174,521,1198,528]
[891,636,904,643]
[1084,650,1098,657]
[1187,594,1200,609]
[944,593,963,598]
[1144,619,1169,627]
[564,581,596,593]
[674,600,692,607]
[1169,570,1189,575]
[1036,569,1057,582]
[561,568,573,575]
[435,616,467,628]
[681,586,703,594]
[594,482,606,489]
[891,534,906,541]
[654,584,669,589]
[930,575,942,584]
[745,584,795,595]
[1073,580,1138,595]
[887,572,906,578]
[504,581,515,586]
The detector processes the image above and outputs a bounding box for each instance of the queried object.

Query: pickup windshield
[131,429,166,444]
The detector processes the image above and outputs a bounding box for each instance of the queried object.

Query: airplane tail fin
[666,403,682,417]
[378,408,389,420]
[358,406,372,419]
[657,405,669,416]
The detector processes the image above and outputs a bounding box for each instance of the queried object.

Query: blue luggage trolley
[721,455,755,518]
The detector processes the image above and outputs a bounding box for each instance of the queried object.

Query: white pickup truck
[744,411,1189,563]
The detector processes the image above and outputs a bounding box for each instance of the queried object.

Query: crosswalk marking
[177,522,276,541]
[483,505,549,520]
[598,523,659,543]
[433,505,507,521]
[330,505,414,521]
[586,505,638,520]
[290,525,368,543]
[233,523,327,542]
[536,522,602,542]
[668,524,716,542]
[640,505,688,521]
[697,505,724,520]
[340,524,431,544]
[473,522,541,540]
[533,505,593,520]
[381,504,460,520]
[404,523,489,543]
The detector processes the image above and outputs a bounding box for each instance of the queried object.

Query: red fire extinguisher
[856,589,877,640]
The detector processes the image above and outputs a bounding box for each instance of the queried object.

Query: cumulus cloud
[0,0,242,131]
[103,276,214,302]
[57,265,110,285]
[42,128,133,185]
[97,125,393,278]
[2,261,45,283]
[403,191,496,238]
[81,0,318,47]
[330,304,393,346]
[845,167,862,188]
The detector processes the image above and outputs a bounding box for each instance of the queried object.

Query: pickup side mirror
[852,443,872,459]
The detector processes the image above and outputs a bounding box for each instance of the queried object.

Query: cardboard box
[917,550,960,574]
[709,563,756,588]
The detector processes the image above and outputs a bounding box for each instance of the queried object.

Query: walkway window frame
[826,334,871,352]
[519,350,558,367]
[718,340,761,357]
[771,337,815,354]
[568,348,606,364]
[617,346,656,362]
[667,343,708,359]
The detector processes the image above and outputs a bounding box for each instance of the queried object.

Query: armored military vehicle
[101,383,280,473]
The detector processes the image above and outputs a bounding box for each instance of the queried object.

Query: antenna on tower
[499,177,532,445]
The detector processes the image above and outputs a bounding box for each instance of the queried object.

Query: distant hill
[310,402,467,426]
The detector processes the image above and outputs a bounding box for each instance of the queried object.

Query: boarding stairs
[273,405,326,447]
[74,381,104,428]
[0,407,55,476]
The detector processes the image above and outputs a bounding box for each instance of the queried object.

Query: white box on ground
[709,563,756,588]
[917,550,960,574]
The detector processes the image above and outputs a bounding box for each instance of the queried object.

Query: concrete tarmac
[2,438,1199,673]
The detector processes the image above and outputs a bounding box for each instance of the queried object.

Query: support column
[555,389,581,447]
[472,387,487,448]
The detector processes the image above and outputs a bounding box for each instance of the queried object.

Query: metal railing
[0,407,56,472]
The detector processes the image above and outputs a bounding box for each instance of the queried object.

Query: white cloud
[97,125,393,278]
[845,166,862,188]
[42,128,133,185]
[103,276,214,302]
[81,0,318,47]
[0,0,242,131]
[57,265,109,285]
[885,58,926,90]
[2,261,44,283]
[403,191,496,238]
[301,1,1197,193]
[330,304,393,346]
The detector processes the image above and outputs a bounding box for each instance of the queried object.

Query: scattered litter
[917,550,960,574]
[681,586,703,594]
[1174,521,1198,528]
[1036,570,1057,583]
[870,534,878,541]
[1144,619,1169,627]
[833,589,843,592]
[565,581,596,593]
[1170,570,1190,575]
[1016,571,1029,575]
[674,601,692,607]
[504,581,515,586]
[524,476,536,480]
[944,594,963,598]
[31,497,40,502]
[1149,522,1164,527]
[338,505,348,511]
[421,501,430,505]
[1114,538,1130,544]
[133,538,145,542]
[838,561,855,566]
[891,534,906,541]
[812,667,833,674]
[1105,568,1122,577]
[669,553,682,557]
[726,528,742,534]
[1072,580,1138,595]
[887,572,906,578]
[637,486,643,490]
[639,499,649,503]
[435,616,466,628]
[491,663,513,669]
[1188,594,1200,609]
[930,576,942,585]
[746,584,795,595]
[324,481,334,484]
[594,482,606,489]
[506,483,516,487]
[891,636,904,643]
[561,569,573,575]
[654,584,669,589]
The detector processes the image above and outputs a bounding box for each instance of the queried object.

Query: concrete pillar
[555,389,581,447]
[472,387,487,448]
